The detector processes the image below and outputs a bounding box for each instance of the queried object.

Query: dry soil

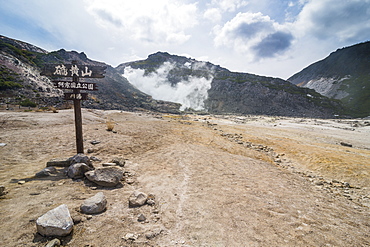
[0,109,369,246]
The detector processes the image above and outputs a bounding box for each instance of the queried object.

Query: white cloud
[85,0,198,45]
[295,0,370,42]
[213,12,294,60]
[211,0,248,12]
[204,8,222,22]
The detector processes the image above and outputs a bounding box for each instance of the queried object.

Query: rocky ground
[0,108,369,246]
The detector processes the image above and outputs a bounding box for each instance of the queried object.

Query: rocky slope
[0,35,180,113]
[118,52,343,118]
[288,41,370,117]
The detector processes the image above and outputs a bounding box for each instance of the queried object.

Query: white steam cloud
[123,62,213,111]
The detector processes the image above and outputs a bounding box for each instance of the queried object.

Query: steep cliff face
[118,52,343,118]
[288,41,370,117]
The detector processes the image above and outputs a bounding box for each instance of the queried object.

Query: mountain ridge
[1,35,346,118]
[288,41,370,117]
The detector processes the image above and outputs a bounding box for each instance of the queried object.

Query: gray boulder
[67,163,93,179]
[129,191,148,207]
[68,154,93,168]
[80,192,107,214]
[85,167,124,187]
[36,204,73,237]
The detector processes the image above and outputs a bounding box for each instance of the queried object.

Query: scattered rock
[126,178,135,184]
[0,143,7,147]
[18,180,26,185]
[85,167,124,187]
[0,185,6,196]
[90,140,100,145]
[137,214,146,222]
[45,238,61,247]
[146,193,156,206]
[129,191,148,207]
[46,158,70,167]
[123,233,138,241]
[36,204,74,237]
[90,156,101,162]
[340,142,352,147]
[67,163,93,179]
[102,162,118,167]
[68,154,93,168]
[111,157,126,167]
[80,192,107,214]
[87,148,94,153]
[145,228,162,239]
[35,167,57,178]
[72,215,83,224]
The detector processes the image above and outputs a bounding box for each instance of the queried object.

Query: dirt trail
[0,109,369,246]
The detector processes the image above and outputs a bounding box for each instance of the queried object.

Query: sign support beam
[72,63,84,154]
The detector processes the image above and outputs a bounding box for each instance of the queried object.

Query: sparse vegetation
[19,99,37,107]
[106,119,115,131]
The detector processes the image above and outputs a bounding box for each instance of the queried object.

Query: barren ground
[0,109,369,246]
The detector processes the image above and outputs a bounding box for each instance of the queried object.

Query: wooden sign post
[42,61,106,154]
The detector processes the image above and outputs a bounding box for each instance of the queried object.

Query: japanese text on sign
[54,81,97,90]
[42,64,106,78]
[54,65,92,77]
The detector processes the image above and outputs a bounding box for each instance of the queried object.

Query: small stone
[80,192,107,214]
[111,157,126,167]
[315,181,324,186]
[129,191,148,207]
[90,156,101,162]
[123,233,138,241]
[18,180,26,185]
[138,214,146,222]
[90,140,100,145]
[126,178,135,184]
[146,198,155,206]
[72,215,83,224]
[102,163,118,167]
[340,142,352,147]
[0,143,7,147]
[45,238,61,247]
[145,229,162,239]
[0,185,6,196]
[36,204,73,237]
[87,148,94,153]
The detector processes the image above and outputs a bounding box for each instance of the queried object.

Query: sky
[0,0,369,79]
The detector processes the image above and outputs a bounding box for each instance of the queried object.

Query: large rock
[85,167,124,187]
[67,163,93,179]
[129,191,148,207]
[68,154,93,168]
[36,204,73,237]
[80,192,107,214]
